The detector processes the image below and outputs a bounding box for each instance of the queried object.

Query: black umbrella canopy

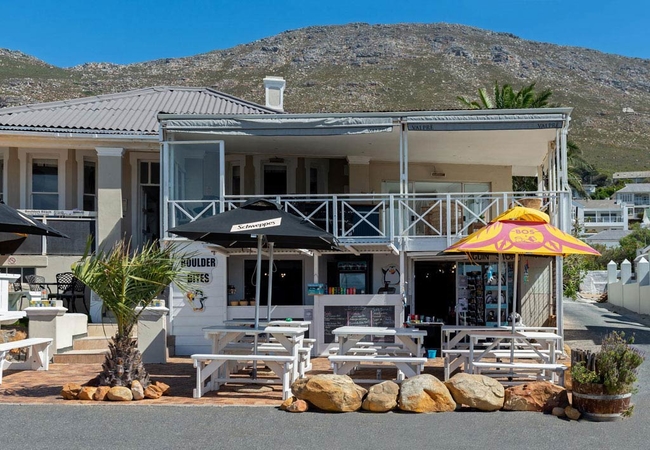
[0,202,68,238]
[169,199,338,250]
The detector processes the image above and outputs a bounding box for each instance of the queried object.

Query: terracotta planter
[572,381,632,421]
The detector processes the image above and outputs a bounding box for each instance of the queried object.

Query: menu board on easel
[323,305,396,343]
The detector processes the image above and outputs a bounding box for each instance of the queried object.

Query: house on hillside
[614,183,650,221]
[613,171,650,184]
[572,199,628,236]
[0,77,575,356]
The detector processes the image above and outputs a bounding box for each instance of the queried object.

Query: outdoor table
[202,325,308,380]
[332,326,427,357]
[466,329,562,372]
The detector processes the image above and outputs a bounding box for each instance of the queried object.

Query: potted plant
[571,331,645,421]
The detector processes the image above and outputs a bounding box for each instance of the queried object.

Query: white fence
[607,259,650,315]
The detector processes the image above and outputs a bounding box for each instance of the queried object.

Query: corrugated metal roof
[617,184,650,193]
[0,87,277,135]
[613,171,650,179]
[585,229,632,241]
[573,199,622,209]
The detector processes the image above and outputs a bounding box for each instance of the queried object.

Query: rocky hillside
[1,23,649,174]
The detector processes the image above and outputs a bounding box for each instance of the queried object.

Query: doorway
[414,261,457,324]
[139,160,160,246]
[263,164,287,195]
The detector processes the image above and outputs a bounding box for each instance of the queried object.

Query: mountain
[1,23,649,175]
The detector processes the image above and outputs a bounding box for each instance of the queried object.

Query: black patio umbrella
[0,201,68,238]
[169,199,338,327]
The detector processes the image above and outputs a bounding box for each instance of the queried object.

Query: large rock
[292,374,367,412]
[398,374,456,413]
[503,381,569,412]
[131,380,145,400]
[152,381,171,396]
[107,386,133,402]
[77,387,97,401]
[61,383,82,400]
[93,386,111,401]
[445,373,504,411]
[144,384,163,400]
[361,381,399,412]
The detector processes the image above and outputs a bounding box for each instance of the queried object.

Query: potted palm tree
[72,239,191,388]
[571,331,645,421]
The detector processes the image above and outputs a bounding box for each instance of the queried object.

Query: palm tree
[72,239,191,387]
[458,81,553,110]
[458,81,591,193]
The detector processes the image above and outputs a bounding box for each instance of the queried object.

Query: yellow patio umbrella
[444,205,600,336]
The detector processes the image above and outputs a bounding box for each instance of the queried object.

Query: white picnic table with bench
[328,326,427,383]
[0,337,52,383]
[441,325,567,385]
[192,325,309,400]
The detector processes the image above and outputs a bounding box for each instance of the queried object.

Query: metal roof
[613,171,650,179]
[573,199,622,209]
[584,229,632,242]
[0,87,277,135]
[616,184,650,193]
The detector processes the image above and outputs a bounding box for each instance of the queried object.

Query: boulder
[361,381,399,412]
[503,381,569,412]
[93,386,111,401]
[144,384,163,400]
[445,373,504,411]
[551,406,566,418]
[107,386,133,402]
[292,374,367,412]
[565,405,581,421]
[77,387,97,401]
[398,374,456,413]
[152,381,171,396]
[286,399,309,413]
[61,383,82,400]
[131,380,145,400]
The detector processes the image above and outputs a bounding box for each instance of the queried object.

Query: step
[87,323,137,338]
[53,349,109,364]
[73,336,112,351]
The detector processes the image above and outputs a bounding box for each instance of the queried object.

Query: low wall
[606,259,650,315]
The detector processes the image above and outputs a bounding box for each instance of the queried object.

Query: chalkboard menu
[324,305,396,343]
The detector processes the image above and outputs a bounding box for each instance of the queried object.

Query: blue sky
[5,0,649,67]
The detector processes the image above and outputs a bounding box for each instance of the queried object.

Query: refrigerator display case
[457,261,513,327]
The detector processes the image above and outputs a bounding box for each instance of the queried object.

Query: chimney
[263,76,286,112]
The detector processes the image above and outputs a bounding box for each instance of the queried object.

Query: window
[244,260,303,305]
[83,160,96,211]
[32,159,58,209]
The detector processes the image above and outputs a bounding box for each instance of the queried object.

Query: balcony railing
[166,191,569,248]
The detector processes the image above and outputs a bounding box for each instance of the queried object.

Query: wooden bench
[470,361,568,386]
[192,353,297,400]
[328,355,427,382]
[0,338,52,383]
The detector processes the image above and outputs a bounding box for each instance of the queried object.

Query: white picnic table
[328,326,428,382]
[192,325,309,399]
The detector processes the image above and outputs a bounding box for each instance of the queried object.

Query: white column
[96,147,124,246]
[607,260,618,284]
[620,259,632,284]
[91,147,124,324]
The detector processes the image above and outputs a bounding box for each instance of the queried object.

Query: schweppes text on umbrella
[230,218,282,232]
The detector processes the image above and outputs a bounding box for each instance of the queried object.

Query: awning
[161,116,394,136]
[406,112,567,132]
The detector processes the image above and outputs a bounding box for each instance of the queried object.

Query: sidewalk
[0,355,445,406]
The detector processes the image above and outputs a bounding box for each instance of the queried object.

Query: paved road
[1,300,648,450]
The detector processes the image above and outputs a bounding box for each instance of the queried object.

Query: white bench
[470,361,568,386]
[192,353,297,400]
[328,355,427,382]
[0,338,52,383]
[442,348,562,380]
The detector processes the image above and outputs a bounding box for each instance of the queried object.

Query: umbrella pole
[253,234,263,379]
[267,242,274,321]
[511,254,519,363]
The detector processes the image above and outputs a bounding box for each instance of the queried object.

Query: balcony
[166,191,569,253]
